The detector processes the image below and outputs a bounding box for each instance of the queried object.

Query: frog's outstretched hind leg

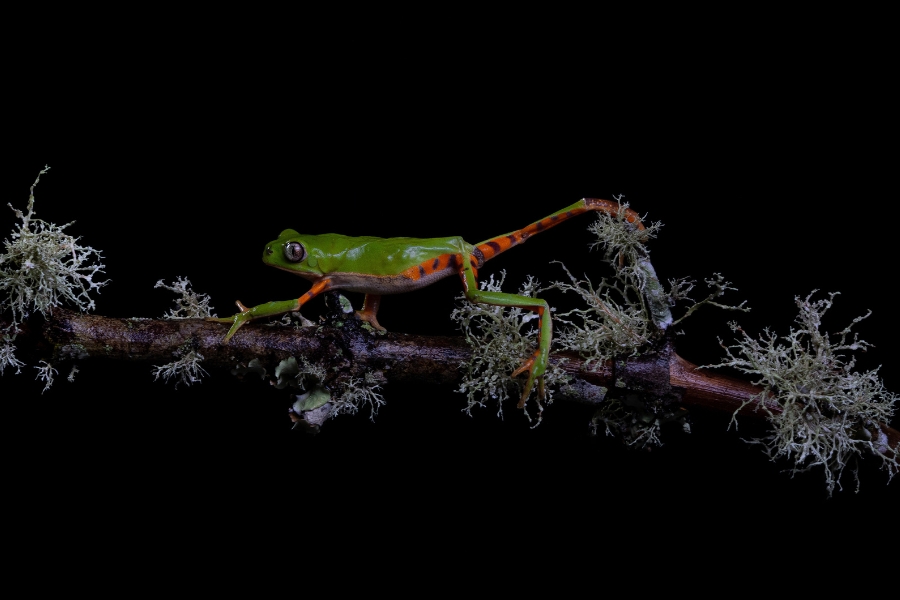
[475,198,644,264]
[466,198,644,410]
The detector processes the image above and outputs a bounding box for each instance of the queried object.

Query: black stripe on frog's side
[471,247,485,268]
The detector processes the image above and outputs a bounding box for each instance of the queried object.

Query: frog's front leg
[209,279,333,342]
[456,243,552,409]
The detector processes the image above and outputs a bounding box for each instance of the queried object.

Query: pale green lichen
[281,356,334,429]
[451,271,569,425]
[668,273,748,328]
[155,276,216,319]
[550,261,658,367]
[269,311,316,330]
[548,203,666,366]
[277,356,385,427]
[550,206,747,447]
[152,278,214,386]
[588,200,671,330]
[1,166,107,374]
[550,205,747,367]
[152,344,208,388]
[290,385,334,430]
[0,337,25,375]
[34,360,57,394]
[454,201,745,442]
[709,291,898,495]
[273,355,328,390]
[333,371,386,421]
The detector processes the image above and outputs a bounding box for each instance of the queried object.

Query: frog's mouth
[268,263,324,282]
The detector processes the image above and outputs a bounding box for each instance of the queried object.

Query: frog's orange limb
[298,279,333,308]
[464,198,642,408]
[476,198,643,263]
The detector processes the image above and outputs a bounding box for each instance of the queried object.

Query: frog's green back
[268,232,474,277]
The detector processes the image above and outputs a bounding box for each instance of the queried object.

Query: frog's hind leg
[455,243,551,410]
[475,198,644,264]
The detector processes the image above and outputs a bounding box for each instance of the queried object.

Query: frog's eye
[285,241,306,262]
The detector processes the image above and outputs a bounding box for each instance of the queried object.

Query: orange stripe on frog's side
[399,252,460,282]
[476,198,644,263]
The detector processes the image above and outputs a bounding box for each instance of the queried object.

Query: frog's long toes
[517,377,535,409]
[511,356,535,379]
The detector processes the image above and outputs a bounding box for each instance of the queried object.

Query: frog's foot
[511,350,547,409]
[355,294,386,331]
[206,300,253,343]
[355,308,386,331]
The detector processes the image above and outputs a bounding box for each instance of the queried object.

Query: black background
[4,54,897,555]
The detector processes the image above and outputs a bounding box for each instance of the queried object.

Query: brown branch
[6,306,899,453]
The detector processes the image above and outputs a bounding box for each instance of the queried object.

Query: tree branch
[7,306,898,454]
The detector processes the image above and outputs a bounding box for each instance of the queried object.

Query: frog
[209,198,644,408]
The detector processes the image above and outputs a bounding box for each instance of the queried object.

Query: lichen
[541,204,747,447]
[150,278,215,386]
[0,335,25,375]
[269,311,316,330]
[273,355,327,390]
[332,371,386,421]
[1,166,107,374]
[34,360,57,394]
[276,356,385,427]
[668,273,749,328]
[152,344,208,388]
[548,202,666,367]
[551,204,748,373]
[451,271,569,425]
[155,276,216,319]
[709,291,898,495]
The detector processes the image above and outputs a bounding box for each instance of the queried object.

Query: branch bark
[6,306,899,453]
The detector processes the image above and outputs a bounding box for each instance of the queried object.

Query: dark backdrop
[5,83,897,547]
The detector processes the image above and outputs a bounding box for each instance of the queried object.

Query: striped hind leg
[475,198,643,264]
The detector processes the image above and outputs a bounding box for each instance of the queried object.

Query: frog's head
[263,229,324,280]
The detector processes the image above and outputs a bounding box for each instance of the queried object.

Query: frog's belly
[330,267,458,295]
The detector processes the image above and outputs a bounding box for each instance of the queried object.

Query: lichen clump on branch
[452,201,748,440]
[714,291,899,495]
[1,167,107,375]
[452,271,569,424]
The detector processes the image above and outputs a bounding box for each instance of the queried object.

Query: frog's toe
[512,351,547,408]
